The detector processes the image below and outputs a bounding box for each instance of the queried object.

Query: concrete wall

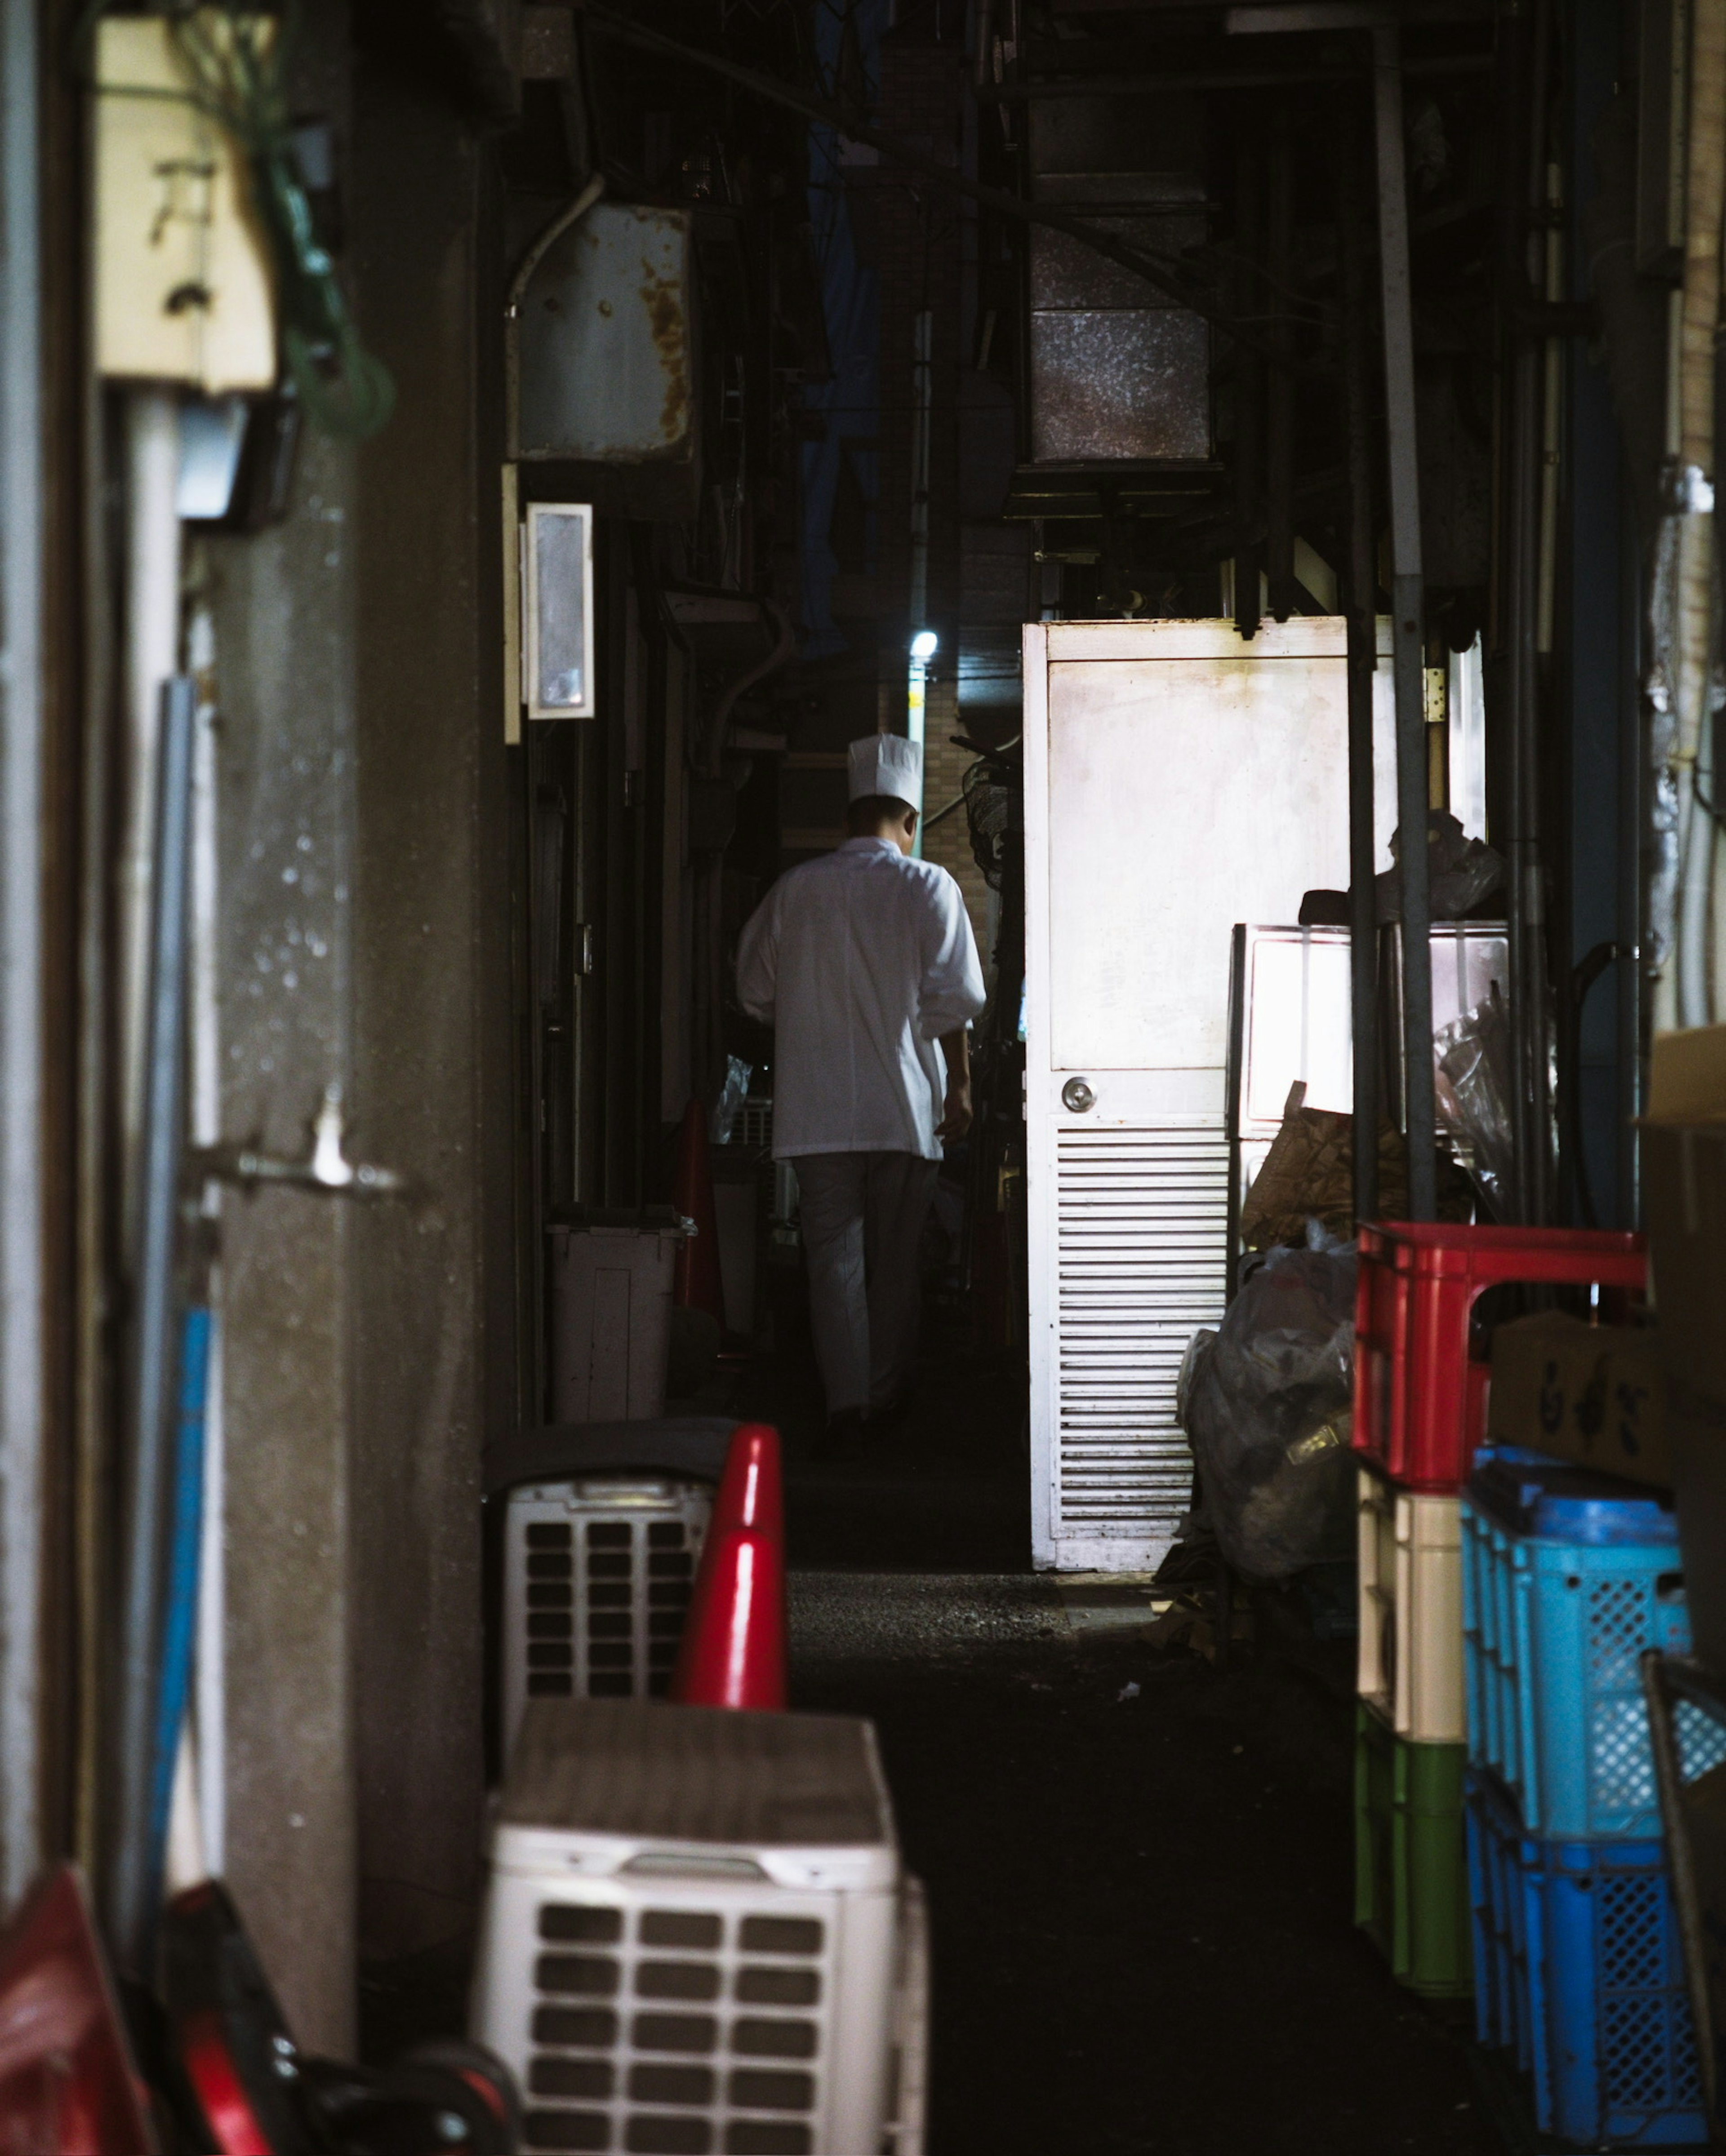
[207,36,512,2041]
[348,63,509,1966]
[210,421,360,2054]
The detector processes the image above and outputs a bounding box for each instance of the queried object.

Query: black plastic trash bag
[1176,1243,1358,1580]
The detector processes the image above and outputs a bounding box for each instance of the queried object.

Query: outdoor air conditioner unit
[502,1476,713,1758]
[472,1698,925,2156]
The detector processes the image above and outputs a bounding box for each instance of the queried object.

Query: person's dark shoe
[866,1391,914,1435]
[814,1407,869,1461]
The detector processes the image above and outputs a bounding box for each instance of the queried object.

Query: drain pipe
[120,392,183,1194]
[1337,111,1380,1224]
[109,677,196,1973]
[0,0,45,1909]
[1673,0,1726,1027]
[1372,20,1436,1220]
[188,591,226,1875]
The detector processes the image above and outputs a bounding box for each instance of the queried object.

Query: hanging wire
[79,1,395,439]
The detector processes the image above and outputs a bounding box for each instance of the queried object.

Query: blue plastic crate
[1467,1764,1535,2074]
[1461,1456,1726,1839]
[1466,1769,1705,2148]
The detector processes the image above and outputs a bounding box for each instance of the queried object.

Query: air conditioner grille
[1053,1124,1227,1535]
[521,1899,830,2155]
[504,1484,712,1759]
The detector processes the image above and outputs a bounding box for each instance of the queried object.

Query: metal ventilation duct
[1027,99,1212,466]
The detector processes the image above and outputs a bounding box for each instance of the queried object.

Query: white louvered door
[1023,619,1358,1570]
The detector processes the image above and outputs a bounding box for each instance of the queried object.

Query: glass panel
[534,509,588,710]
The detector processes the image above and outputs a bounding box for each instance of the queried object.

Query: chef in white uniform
[736,734,987,1448]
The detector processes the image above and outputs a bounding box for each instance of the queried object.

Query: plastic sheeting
[1178,1242,1358,1580]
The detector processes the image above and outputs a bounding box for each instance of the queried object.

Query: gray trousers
[793,1151,939,1417]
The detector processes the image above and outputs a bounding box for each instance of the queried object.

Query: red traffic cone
[672,1098,726,1331]
[670,1422,787,1710]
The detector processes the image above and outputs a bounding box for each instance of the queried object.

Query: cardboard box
[1644,1026,1726,1404]
[1644,1027,1726,1670]
[1487,1311,1668,1487]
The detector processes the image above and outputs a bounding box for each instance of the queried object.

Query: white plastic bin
[1357,1464,1465,1744]
[548,1218,684,1421]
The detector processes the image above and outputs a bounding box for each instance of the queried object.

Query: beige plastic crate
[1357,1465,1465,1744]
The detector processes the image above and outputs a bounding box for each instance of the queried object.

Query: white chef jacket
[736,838,988,1161]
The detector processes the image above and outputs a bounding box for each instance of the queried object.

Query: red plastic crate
[1352,1224,1645,1492]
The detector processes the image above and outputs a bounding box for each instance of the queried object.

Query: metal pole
[121,394,183,1199]
[110,677,196,1972]
[1233,138,1264,638]
[0,0,45,1909]
[188,603,226,1873]
[1266,106,1296,621]
[907,307,933,851]
[1372,21,1435,1221]
[1338,111,1380,1224]
[1500,0,1553,1220]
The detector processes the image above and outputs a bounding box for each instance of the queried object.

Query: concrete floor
[737,1315,1499,2156]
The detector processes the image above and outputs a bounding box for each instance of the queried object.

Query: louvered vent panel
[522,1898,834,2155]
[1054,1124,1228,1534]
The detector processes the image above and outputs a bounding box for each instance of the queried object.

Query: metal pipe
[1535,160,1564,657]
[982,52,1495,97]
[121,393,182,1194]
[909,307,933,640]
[908,308,934,852]
[1639,1651,1721,2123]
[1233,138,1264,639]
[1266,107,1296,621]
[974,0,996,89]
[1372,21,1436,1220]
[187,595,225,1873]
[1501,0,1552,1220]
[503,172,605,457]
[0,0,44,1908]
[1337,110,1381,1224]
[110,676,196,1974]
[1506,345,1543,1216]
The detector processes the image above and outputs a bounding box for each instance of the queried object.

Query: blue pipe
[146,1304,211,1907]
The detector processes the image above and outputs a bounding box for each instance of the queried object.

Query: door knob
[1062,1077,1096,1113]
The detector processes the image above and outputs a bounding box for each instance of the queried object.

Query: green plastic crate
[1354,1699,1472,1997]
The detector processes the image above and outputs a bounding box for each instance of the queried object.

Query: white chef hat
[847,732,922,808]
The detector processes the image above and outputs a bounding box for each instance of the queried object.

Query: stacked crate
[1461,1449,1725,2147]
[1353,1458,1471,1995]
[1349,1224,1646,2005]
